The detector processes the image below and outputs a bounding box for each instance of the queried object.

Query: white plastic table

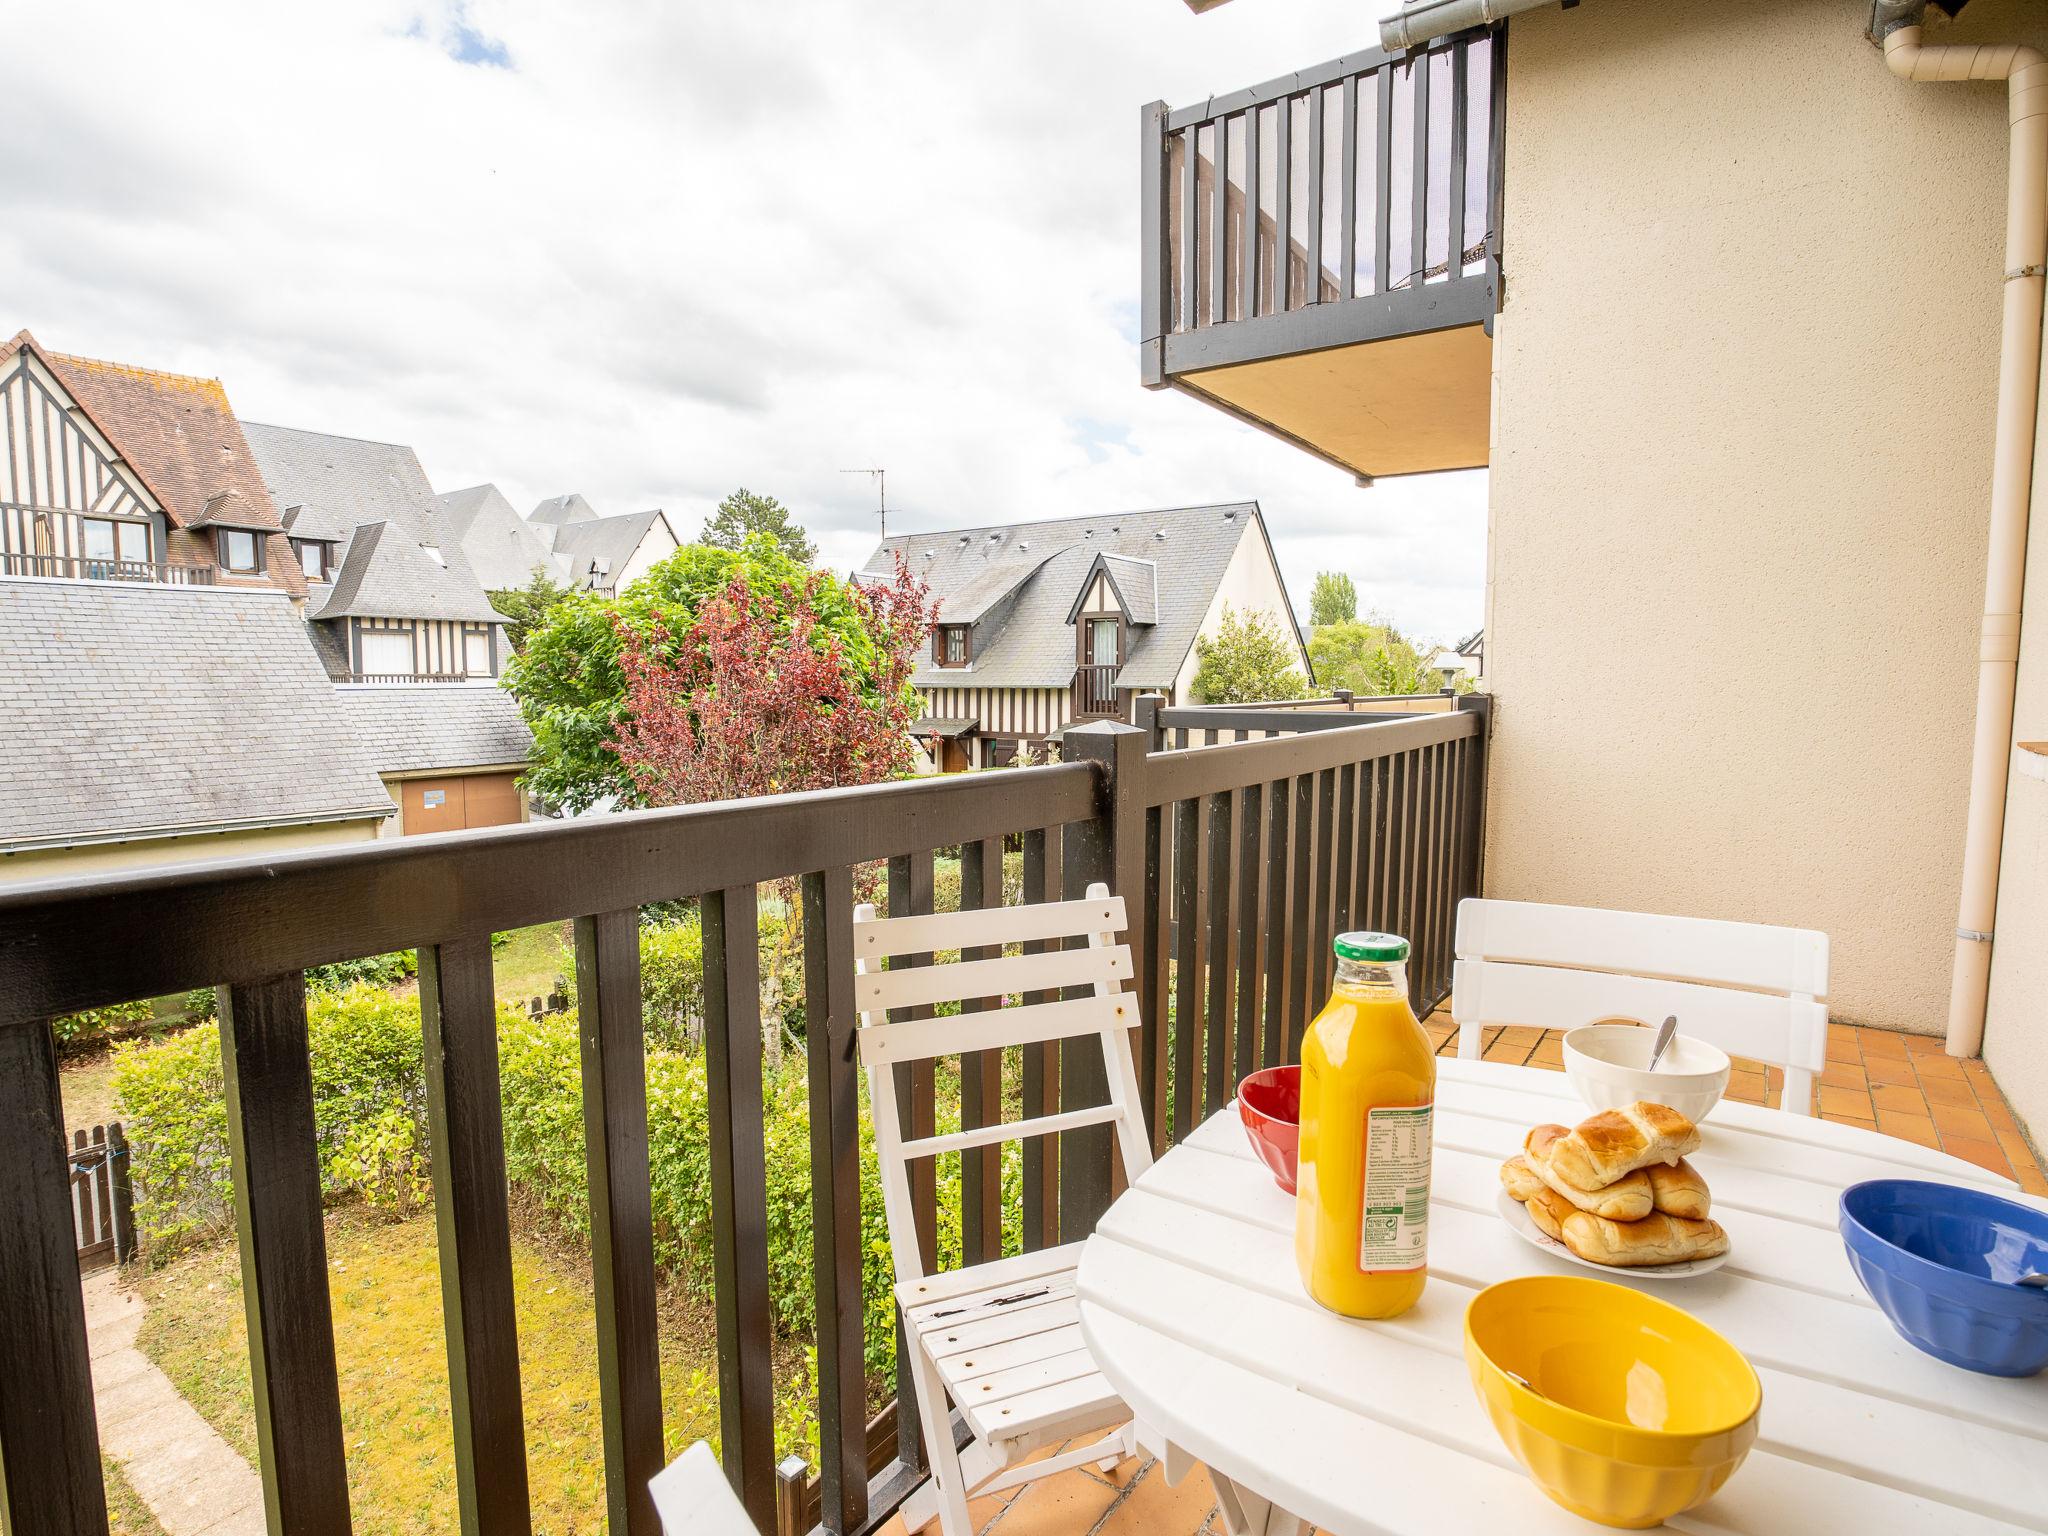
[1074,1057,2048,1536]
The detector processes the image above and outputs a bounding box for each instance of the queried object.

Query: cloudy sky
[3,0,1485,644]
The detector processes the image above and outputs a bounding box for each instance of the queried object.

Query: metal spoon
[1646,1015,1679,1072]
[2016,1273,2048,1289]
[1503,1369,1549,1399]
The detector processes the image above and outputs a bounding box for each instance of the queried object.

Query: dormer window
[216,528,262,574]
[935,624,970,667]
[292,537,336,583]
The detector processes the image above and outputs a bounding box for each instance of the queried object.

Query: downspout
[1380,0,1559,52]
[1875,9,2048,1055]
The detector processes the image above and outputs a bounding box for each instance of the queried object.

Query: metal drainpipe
[1379,0,1559,52]
[1877,14,2048,1056]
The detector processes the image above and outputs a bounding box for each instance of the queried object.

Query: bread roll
[1559,1209,1728,1268]
[1648,1157,1710,1220]
[1524,1125,1655,1220]
[1500,1155,1546,1203]
[1545,1102,1701,1190]
[1521,1185,1577,1242]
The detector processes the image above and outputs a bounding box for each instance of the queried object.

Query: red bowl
[1238,1065,1302,1193]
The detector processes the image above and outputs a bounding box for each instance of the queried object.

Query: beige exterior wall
[1172,517,1310,701]
[0,817,384,886]
[1485,0,2048,1037]
[1986,752,2048,1138]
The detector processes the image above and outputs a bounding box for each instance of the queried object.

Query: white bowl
[1562,1021,1731,1125]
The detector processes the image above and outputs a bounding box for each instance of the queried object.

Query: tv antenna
[840,468,887,539]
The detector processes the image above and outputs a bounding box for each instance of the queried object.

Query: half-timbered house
[860,501,1306,770]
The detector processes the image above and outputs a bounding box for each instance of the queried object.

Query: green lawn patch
[137,1210,789,1536]
[103,1455,167,1536]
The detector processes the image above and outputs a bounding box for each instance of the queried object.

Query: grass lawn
[137,1209,780,1536]
[104,1456,167,1536]
[61,1052,125,1137]
[494,922,574,1003]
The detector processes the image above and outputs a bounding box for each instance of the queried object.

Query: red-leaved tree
[608,556,933,807]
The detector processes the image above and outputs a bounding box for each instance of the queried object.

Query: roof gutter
[0,804,394,857]
[1380,0,1560,52]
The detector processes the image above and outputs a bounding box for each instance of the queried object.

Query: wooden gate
[69,1124,134,1273]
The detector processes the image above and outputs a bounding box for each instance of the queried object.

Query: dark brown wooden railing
[0,704,1487,1536]
[1071,663,1121,719]
[1139,26,1506,386]
[0,552,216,585]
[342,671,474,684]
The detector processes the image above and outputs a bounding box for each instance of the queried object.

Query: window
[217,528,261,574]
[1088,618,1120,666]
[82,519,148,568]
[359,629,416,676]
[463,629,493,677]
[294,538,334,582]
[986,740,1019,768]
[936,625,968,666]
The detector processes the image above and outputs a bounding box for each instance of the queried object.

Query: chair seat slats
[896,1242,1088,1310]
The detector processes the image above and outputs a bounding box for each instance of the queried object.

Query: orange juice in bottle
[1294,931,1434,1318]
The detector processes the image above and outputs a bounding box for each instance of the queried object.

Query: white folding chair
[1451,898,1830,1113]
[652,1441,761,1536]
[852,881,1148,1536]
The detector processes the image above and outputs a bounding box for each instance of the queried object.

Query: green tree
[1189,605,1309,704]
[489,566,574,656]
[1308,571,1358,628]
[504,536,904,811]
[1308,618,1446,696]
[700,488,817,566]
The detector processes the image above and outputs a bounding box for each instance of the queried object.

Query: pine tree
[700,488,818,565]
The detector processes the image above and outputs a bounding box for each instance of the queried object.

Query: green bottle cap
[1333,931,1409,963]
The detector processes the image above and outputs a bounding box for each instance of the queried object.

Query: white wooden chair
[852,881,1148,1536]
[1452,898,1830,1114]
[651,1441,761,1536]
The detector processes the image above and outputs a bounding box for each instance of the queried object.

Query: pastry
[1647,1157,1710,1220]
[1559,1208,1729,1268]
[1543,1102,1702,1190]
[1525,1124,1655,1220]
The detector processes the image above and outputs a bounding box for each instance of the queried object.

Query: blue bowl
[1839,1179,2048,1377]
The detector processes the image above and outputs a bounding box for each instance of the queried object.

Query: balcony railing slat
[0,1018,107,1536]
[219,973,353,1536]
[1243,103,1261,320]
[1203,790,1237,1119]
[1410,53,1429,291]
[419,938,534,1536]
[802,868,868,1535]
[1285,775,1316,1062]
[1312,767,1339,1005]
[703,885,778,1531]
[1339,74,1359,300]
[1258,777,1290,1072]
[1305,86,1324,308]
[883,853,938,1470]
[1233,781,1266,1081]
[1017,832,1063,1248]
[1135,802,1169,1157]
[1180,125,1201,332]
[1448,41,1469,279]
[1170,796,1202,1143]
[1333,762,1359,944]
[1211,116,1230,329]
[574,911,664,1536]
[959,839,1006,1266]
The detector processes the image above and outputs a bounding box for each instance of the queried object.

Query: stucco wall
[1173,516,1310,701]
[0,817,384,886]
[1986,756,2048,1140]
[1486,0,2048,1034]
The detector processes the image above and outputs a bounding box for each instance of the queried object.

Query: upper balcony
[1139,27,1504,482]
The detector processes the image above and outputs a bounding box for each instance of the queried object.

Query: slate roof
[0,581,393,851]
[1066,553,1159,626]
[530,493,598,526]
[435,483,564,590]
[309,521,509,623]
[334,684,533,774]
[861,503,1270,690]
[553,510,669,592]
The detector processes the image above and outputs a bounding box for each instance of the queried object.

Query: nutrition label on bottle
[1359,1104,1432,1272]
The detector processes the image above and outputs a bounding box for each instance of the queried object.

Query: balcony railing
[1139,27,1506,422]
[0,700,1487,1536]
[342,671,475,684]
[1072,663,1122,720]
[0,551,216,585]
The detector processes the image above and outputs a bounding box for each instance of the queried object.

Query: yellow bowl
[1464,1275,1761,1529]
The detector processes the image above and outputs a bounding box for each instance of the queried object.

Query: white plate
[1494,1189,1731,1280]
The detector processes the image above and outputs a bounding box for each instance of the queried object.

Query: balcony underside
[1171,314,1491,481]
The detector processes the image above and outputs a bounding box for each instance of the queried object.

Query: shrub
[305,950,417,993]
[640,916,706,1048]
[50,997,155,1052]
[180,986,217,1022]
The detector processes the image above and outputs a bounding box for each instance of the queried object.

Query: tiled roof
[862,502,1265,690]
[0,581,393,851]
[529,493,598,526]
[552,510,667,592]
[435,484,564,591]
[334,683,532,774]
[310,521,509,623]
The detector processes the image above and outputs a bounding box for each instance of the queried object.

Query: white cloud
[0,0,1485,645]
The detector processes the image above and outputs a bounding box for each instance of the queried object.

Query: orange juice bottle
[1294,932,1434,1318]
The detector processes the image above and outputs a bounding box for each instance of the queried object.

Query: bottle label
[1359,1104,1432,1272]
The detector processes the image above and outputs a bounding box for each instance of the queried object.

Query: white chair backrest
[651,1441,760,1536]
[852,881,1154,1288]
[1451,898,1830,1114]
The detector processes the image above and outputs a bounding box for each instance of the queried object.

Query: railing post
[1058,721,1148,1237]
[109,1120,135,1265]
[1133,691,1167,754]
[1140,99,1169,388]
[0,1019,106,1536]
[1455,693,1492,901]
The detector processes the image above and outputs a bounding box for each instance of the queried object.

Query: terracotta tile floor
[1421,1016,2048,1196]
[873,1026,2047,1536]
